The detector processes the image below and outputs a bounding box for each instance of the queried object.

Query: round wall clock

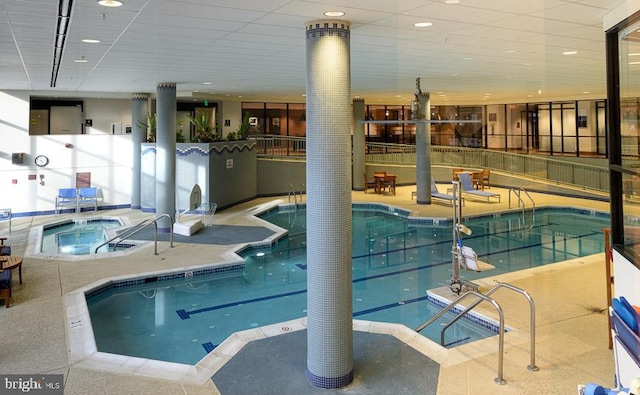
[34,155,49,167]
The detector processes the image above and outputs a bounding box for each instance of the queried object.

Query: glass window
[242,102,265,135]
[288,103,306,137]
[617,19,640,259]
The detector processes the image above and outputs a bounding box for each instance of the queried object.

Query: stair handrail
[94,214,174,255]
[288,184,297,205]
[416,290,507,385]
[439,282,539,373]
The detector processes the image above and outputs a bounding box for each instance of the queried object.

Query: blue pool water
[41,219,122,255]
[86,205,609,365]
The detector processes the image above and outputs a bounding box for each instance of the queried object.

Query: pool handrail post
[416,290,506,385]
[440,282,539,373]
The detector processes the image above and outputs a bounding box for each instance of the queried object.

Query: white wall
[0,91,134,215]
[83,98,134,135]
[219,100,242,138]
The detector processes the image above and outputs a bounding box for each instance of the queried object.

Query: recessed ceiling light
[523,63,532,66]
[74,58,88,63]
[98,0,123,6]
[629,53,640,56]
[506,50,516,53]
[323,11,345,17]
[562,51,578,55]
[445,0,460,4]
[203,82,212,85]
[414,22,433,27]
[82,39,100,43]
[463,57,472,60]
[583,91,590,94]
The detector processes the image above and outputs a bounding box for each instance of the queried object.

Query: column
[305,20,353,389]
[131,93,148,210]
[155,83,176,232]
[416,91,432,204]
[352,98,365,190]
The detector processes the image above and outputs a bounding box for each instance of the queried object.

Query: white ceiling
[0,0,627,104]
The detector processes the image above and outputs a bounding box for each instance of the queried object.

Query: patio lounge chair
[458,173,501,203]
[430,178,464,206]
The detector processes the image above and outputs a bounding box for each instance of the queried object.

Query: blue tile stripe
[176,289,308,319]
[306,369,354,390]
[142,143,256,158]
[84,264,244,300]
[202,342,217,353]
[177,309,190,319]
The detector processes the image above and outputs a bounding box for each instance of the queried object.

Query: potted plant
[236,113,250,140]
[137,112,157,142]
[187,112,221,143]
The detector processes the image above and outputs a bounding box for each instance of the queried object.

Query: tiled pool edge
[63,257,530,388]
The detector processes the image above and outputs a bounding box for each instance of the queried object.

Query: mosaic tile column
[416,92,432,204]
[131,93,148,210]
[352,98,365,190]
[305,20,354,389]
[155,83,176,232]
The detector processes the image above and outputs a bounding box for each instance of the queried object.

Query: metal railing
[288,184,304,205]
[415,282,538,385]
[416,290,507,385]
[509,187,536,212]
[94,214,174,255]
[439,283,538,374]
[250,135,609,193]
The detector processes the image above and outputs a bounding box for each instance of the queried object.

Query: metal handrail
[416,290,507,385]
[288,184,297,205]
[94,214,174,255]
[440,282,539,373]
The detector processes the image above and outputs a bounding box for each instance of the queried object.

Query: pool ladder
[288,184,305,206]
[415,282,538,385]
[94,213,174,255]
[509,187,536,229]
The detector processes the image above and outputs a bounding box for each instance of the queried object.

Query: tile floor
[0,183,616,394]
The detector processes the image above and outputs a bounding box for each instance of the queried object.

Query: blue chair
[55,188,78,215]
[0,269,11,307]
[458,173,501,203]
[78,187,99,212]
[0,237,10,256]
[431,177,464,206]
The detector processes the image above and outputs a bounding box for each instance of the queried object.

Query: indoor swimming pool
[86,205,609,365]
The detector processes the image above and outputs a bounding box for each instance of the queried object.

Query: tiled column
[305,20,353,388]
[155,83,176,232]
[131,93,148,210]
[416,92,432,204]
[352,98,365,190]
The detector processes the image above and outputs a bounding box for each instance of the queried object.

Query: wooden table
[0,256,22,284]
[374,173,397,195]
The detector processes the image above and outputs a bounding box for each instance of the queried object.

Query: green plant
[187,112,220,143]
[226,131,238,141]
[236,113,250,140]
[176,129,187,143]
[137,112,157,142]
